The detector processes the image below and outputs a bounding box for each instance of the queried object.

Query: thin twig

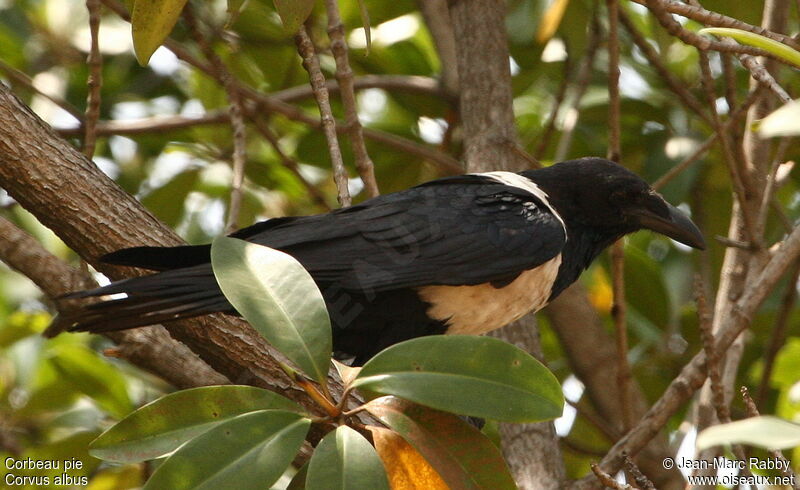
[736,54,793,103]
[591,464,634,489]
[183,7,248,232]
[694,275,730,424]
[0,60,85,123]
[249,116,332,211]
[756,144,789,234]
[98,0,461,175]
[83,0,103,159]
[622,453,656,490]
[631,0,800,51]
[325,0,379,198]
[644,0,799,68]
[573,221,800,487]
[271,74,453,104]
[554,12,600,162]
[295,25,351,207]
[696,46,761,249]
[607,0,632,432]
[56,112,231,136]
[721,53,738,114]
[534,59,571,160]
[619,10,711,126]
[652,87,762,191]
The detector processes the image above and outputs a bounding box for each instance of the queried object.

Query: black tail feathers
[56,264,232,334]
[101,244,211,271]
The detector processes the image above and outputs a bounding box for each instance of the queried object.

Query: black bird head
[523,157,706,250]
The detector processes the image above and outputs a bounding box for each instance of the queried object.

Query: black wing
[65,175,565,334]
[244,176,567,291]
[102,175,566,291]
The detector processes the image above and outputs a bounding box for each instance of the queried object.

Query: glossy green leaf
[306,426,389,490]
[49,344,132,419]
[757,99,800,138]
[624,245,670,328]
[698,28,800,66]
[210,236,332,386]
[353,336,563,422]
[696,416,800,451]
[90,386,301,463]
[365,397,516,490]
[131,0,189,65]
[273,0,315,34]
[144,410,311,490]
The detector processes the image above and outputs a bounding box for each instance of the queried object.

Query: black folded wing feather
[66,175,566,337]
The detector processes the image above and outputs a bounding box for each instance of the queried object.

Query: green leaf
[273,0,316,34]
[49,344,132,419]
[696,416,800,451]
[356,0,371,52]
[698,28,800,66]
[141,169,199,228]
[352,336,563,423]
[131,0,189,65]
[365,397,517,490]
[90,386,302,463]
[210,236,332,386]
[757,99,800,138]
[144,410,311,490]
[624,245,670,328]
[307,426,389,490]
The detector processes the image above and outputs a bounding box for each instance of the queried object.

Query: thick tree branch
[572,220,800,487]
[0,214,229,388]
[447,1,563,487]
[0,82,361,435]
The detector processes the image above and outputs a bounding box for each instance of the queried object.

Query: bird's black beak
[634,203,706,250]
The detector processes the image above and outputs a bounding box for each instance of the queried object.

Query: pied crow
[61,158,705,364]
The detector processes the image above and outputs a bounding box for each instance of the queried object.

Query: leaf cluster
[86,237,564,488]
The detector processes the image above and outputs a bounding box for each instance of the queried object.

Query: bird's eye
[610,188,635,203]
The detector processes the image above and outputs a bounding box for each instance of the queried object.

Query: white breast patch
[417,254,563,335]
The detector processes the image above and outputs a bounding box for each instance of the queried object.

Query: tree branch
[0,214,229,389]
[0,82,363,441]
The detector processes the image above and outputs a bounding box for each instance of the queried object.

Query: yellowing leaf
[365,397,516,490]
[131,0,189,66]
[332,359,361,386]
[368,426,448,490]
[586,266,612,313]
[536,0,570,44]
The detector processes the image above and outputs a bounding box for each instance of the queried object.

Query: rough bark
[0,82,353,423]
[417,0,459,94]
[447,1,564,487]
[0,214,229,389]
[694,0,790,480]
